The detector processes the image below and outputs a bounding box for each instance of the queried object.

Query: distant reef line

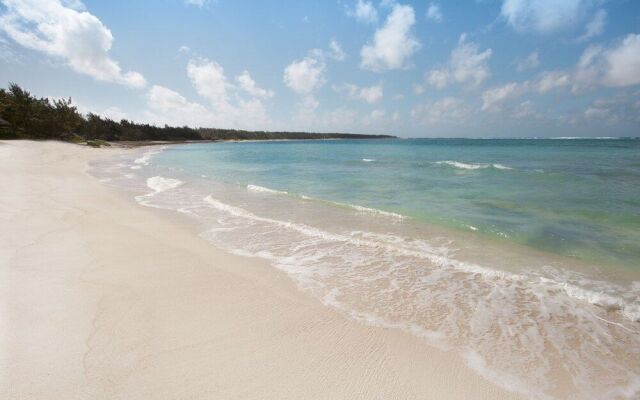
[0,83,394,146]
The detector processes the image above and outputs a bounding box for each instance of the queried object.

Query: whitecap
[433,160,513,171]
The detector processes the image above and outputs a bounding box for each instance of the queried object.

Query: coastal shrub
[86,139,110,147]
[1,83,394,142]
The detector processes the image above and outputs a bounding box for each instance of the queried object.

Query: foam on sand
[93,145,640,400]
[8,141,530,400]
[135,176,183,207]
[146,176,183,193]
[131,146,166,169]
[247,184,288,195]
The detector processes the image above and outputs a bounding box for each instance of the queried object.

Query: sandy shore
[0,141,521,399]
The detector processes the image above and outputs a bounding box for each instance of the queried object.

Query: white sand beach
[0,140,521,399]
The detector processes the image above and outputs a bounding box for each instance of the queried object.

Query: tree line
[0,83,393,143]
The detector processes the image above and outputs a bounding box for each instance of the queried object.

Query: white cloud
[360,4,420,72]
[481,71,572,112]
[582,93,640,124]
[0,37,21,64]
[584,106,609,120]
[599,34,640,87]
[0,0,146,88]
[500,0,592,34]
[336,82,384,103]
[347,0,378,24]
[426,69,449,89]
[577,9,606,42]
[537,70,571,93]
[146,85,211,127]
[236,71,274,98]
[146,58,273,129]
[516,51,540,71]
[481,82,528,111]
[482,34,640,114]
[571,34,640,89]
[426,34,492,88]
[411,97,468,125]
[426,3,442,23]
[513,100,538,119]
[187,58,230,107]
[100,106,127,121]
[413,84,425,94]
[292,95,320,127]
[329,39,346,61]
[178,45,191,54]
[363,109,386,125]
[185,0,209,7]
[145,81,270,130]
[284,43,346,126]
[283,56,326,94]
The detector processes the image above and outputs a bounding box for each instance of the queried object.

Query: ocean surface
[92,138,640,399]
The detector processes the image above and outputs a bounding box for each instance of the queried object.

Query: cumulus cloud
[426,34,492,88]
[329,39,346,61]
[0,0,146,88]
[144,58,273,129]
[582,93,640,124]
[598,34,640,87]
[292,95,320,127]
[577,9,606,42]
[481,82,528,111]
[360,4,420,72]
[100,106,128,121]
[146,85,211,127]
[500,0,592,34]
[411,97,468,125]
[482,33,640,113]
[426,3,442,23]
[236,71,274,98]
[283,42,348,127]
[362,109,387,126]
[347,0,378,24]
[571,34,640,89]
[537,70,572,93]
[516,51,540,71]
[335,82,384,103]
[283,56,326,94]
[187,58,230,107]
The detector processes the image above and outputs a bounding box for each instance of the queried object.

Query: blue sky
[1,0,639,137]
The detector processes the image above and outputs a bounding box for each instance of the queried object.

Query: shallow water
[91,138,640,400]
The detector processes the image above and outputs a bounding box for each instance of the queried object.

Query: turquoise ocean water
[93,138,640,400]
[156,138,640,268]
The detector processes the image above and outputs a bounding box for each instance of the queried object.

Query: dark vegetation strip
[0,83,394,146]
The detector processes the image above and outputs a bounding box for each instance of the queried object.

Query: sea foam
[93,144,640,400]
[147,176,183,193]
[247,184,288,195]
[246,184,406,220]
[433,160,513,170]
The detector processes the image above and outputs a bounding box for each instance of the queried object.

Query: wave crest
[433,160,513,170]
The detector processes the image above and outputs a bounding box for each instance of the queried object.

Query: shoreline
[0,140,521,399]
